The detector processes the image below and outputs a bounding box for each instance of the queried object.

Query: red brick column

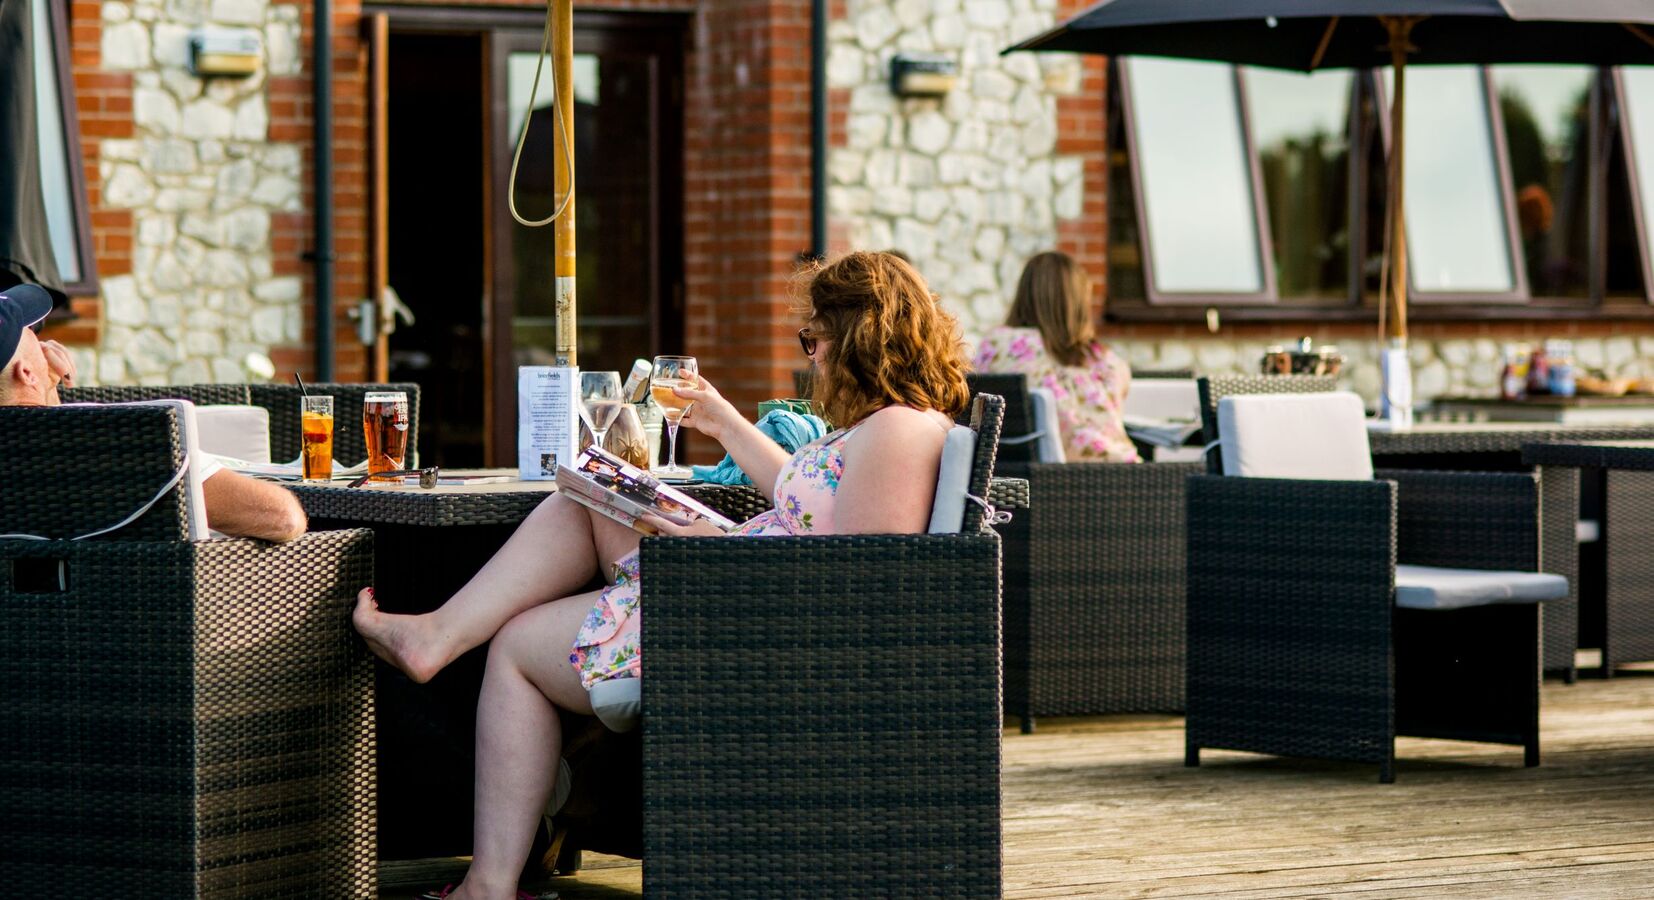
[1052,0,1109,321]
[62,1,134,347]
[681,0,815,417]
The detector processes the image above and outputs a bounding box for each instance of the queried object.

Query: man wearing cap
[0,284,308,541]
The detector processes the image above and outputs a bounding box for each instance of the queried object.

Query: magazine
[556,445,739,535]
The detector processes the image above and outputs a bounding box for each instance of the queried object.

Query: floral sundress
[569,425,860,689]
[973,325,1141,463]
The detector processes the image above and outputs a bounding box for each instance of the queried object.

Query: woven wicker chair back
[250,382,421,467]
[61,383,252,407]
[963,392,1005,533]
[0,404,192,541]
[1197,374,1339,474]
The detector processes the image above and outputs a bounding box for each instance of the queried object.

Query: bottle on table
[1547,340,1576,398]
[1500,344,1529,401]
[1527,343,1552,396]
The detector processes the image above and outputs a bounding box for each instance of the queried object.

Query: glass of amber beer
[362,391,411,476]
[300,395,335,482]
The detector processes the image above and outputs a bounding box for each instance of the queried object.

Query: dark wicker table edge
[1522,441,1654,471]
[287,476,1032,527]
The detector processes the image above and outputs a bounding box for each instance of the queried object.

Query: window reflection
[1384,67,1517,295]
[31,0,81,283]
[1623,67,1654,299]
[1493,66,1592,299]
[1244,68,1352,300]
[507,51,653,375]
[1125,57,1265,297]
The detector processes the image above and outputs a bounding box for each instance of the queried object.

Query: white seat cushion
[1394,564,1569,610]
[1218,391,1373,480]
[196,404,272,463]
[1027,386,1066,464]
[1124,378,1199,422]
[927,425,976,534]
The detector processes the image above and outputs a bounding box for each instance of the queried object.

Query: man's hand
[40,339,75,397]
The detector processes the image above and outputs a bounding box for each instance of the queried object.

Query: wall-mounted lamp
[889,54,958,98]
[188,28,262,77]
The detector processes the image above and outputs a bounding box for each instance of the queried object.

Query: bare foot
[352,588,447,683]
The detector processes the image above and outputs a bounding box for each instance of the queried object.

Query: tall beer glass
[301,395,334,482]
[363,391,410,476]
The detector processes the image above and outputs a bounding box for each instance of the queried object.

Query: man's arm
[202,469,309,541]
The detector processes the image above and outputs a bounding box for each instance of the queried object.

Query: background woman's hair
[800,251,969,427]
[1005,251,1096,367]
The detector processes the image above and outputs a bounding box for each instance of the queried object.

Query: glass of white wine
[650,355,698,480]
[580,371,626,453]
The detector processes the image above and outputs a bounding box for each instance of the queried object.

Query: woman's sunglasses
[797,327,818,357]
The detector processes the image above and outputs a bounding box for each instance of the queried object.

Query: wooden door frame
[367,5,687,464]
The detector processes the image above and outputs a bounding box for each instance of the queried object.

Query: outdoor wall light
[890,54,958,98]
[188,28,262,77]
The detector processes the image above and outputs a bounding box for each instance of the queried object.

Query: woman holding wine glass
[352,251,970,900]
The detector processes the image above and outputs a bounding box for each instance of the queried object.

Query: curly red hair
[799,251,969,428]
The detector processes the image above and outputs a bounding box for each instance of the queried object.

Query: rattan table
[1524,440,1654,674]
[283,470,1028,862]
[1367,422,1654,679]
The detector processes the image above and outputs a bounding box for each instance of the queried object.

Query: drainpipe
[810,0,826,259]
[311,0,335,380]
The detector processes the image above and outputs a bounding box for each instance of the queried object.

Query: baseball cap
[0,284,53,368]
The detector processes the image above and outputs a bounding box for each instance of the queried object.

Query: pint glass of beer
[300,395,335,482]
[362,391,410,475]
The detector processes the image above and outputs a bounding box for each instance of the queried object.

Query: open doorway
[387,32,487,466]
[380,11,687,467]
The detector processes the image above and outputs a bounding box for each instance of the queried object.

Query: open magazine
[556,445,739,535]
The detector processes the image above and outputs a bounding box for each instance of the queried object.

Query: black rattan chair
[967,373,1194,730]
[636,393,1007,896]
[0,404,377,894]
[1187,391,1556,783]
[1197,373,1338,473]
[61,382,253,407]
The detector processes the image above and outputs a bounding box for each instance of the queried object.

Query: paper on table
[219,455,369,480]
[518,366,581,482]
[1123,415,1202,448]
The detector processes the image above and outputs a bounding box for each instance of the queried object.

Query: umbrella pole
[553,0,577,367]
[1377,15,1419,428]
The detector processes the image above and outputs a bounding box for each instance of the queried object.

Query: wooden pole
[553,0,577,366]
[1384,16,1418,342]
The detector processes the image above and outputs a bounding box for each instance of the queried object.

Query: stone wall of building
[65,0,304,386]
[826,0,1086,346]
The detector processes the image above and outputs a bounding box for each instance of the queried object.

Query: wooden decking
[382,665,1654,899]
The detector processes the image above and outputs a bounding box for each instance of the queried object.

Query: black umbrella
[1008,1,1654,423]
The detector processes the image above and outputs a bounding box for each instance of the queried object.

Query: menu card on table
[518,366,580,482]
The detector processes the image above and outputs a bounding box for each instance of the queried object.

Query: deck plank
[382,669,1654,898]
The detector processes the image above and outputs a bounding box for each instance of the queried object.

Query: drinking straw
[295,373,309,398]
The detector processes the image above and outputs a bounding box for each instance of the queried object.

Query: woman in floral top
[351,251,970,900]
[974,251,1140,463]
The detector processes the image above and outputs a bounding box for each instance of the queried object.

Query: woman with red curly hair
[354,251,968,900]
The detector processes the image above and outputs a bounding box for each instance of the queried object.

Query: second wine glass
[650,356,698,480]
[580,371,626,452]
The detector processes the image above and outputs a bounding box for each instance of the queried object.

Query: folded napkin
[692,409,828,485]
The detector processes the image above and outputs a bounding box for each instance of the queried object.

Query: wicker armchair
[0,404,377,895]
[636,393,1007,896]
[965,373,1194,730]
[1187,392,1557,783]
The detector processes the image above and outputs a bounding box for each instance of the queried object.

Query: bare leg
[447,592,599,900]
[353,493,641,682]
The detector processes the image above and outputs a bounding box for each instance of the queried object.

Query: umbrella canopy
[1009,2,1654,69]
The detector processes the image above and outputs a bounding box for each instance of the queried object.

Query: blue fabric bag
[692,409,828,485]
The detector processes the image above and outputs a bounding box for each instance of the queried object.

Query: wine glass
[650,355,698,480]
[580,371,626,453]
